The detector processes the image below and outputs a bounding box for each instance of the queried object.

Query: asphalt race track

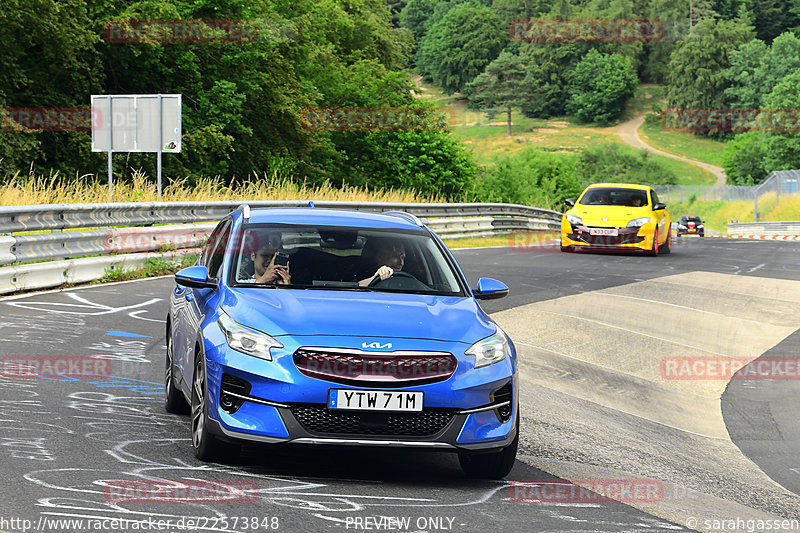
[1,236,799,533]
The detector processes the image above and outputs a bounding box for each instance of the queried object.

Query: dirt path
[612,115,727,186]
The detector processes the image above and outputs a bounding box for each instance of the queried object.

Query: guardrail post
[0,236,15,266]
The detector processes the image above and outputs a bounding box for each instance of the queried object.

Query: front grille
[294,348,457,387]
[291,405,456,437]
[570,230,644,246]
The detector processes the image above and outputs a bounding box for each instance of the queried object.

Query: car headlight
[697,224,704,229]
[627,217,652,228]
[566,214,583,226]
[466,329,510,368]
[678,224,687,230]
[217,311,282,361]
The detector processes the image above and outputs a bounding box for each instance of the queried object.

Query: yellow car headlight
[626,217,651,228]
[566,214,583,226]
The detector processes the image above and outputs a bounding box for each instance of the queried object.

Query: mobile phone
[274,251,289,266]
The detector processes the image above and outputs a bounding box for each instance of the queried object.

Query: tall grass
[0,169,440,206]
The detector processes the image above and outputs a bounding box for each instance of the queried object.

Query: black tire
[458,416,519,479]
[191,355,238,462]
[700,232,705,237]
[648,229,659,256]
[660,230,672,255]
[165,330,190,414]
[560,245,574,253]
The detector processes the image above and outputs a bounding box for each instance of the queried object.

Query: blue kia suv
[166,206,518,478]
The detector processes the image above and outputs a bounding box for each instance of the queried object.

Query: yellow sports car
[560,183,671,255]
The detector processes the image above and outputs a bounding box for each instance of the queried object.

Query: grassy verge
[444,235,513,249]
[97,253,198,283]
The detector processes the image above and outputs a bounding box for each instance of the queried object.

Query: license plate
[589,228,618,236]
[328,389,423,412]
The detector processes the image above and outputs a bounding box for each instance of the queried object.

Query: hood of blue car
[222,288,496,344]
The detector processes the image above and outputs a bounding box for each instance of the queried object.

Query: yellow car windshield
[579,188,648,207]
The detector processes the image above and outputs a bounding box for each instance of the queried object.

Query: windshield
[229,224,464,296]
[578,188,649,207]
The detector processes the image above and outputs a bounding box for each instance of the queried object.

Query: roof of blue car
[243,207,425,230]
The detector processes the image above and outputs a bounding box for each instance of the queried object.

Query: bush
[334,128,478,198]
[722,132,770,185]
[576,144,678,185]
[469,148,582,209]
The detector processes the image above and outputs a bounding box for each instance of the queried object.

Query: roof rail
[238,204,251,221]
[383,211,423,226]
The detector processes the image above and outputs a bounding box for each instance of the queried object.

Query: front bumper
[201,332,518,453]
[561,220,652,250]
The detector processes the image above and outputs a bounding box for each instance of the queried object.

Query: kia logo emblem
[362,342,392,349]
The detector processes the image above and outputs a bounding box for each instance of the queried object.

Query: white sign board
[91,94,181,153]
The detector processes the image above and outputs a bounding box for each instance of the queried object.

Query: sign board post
[91,94,181,201]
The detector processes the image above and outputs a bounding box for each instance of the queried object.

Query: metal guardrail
[0,201,561,233]
[727,221,800,235]
[0,202,561,265]
[0,202,563,294]
[2,224,216,266]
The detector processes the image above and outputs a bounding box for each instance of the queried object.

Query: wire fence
[655,170,800,220]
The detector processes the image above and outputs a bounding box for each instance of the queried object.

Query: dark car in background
[677,216,704,237]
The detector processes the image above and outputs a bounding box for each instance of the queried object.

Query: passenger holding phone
[251,231,291,285]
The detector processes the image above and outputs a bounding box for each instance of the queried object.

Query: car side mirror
[175,265,217,289]
[564,198,575,207]
[653,202,667,210]
[474,278,509,300]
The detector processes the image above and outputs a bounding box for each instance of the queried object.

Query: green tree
[643,0,696,83]
[386,0,407,27]
[722,38,769,108]
[0,0,102,176]
[566,49,637,124]
[416,2,507,94]
[399,0,438,42]
[759,71,800,174]
[518,43,585,118]
[492,0,551,24]
[722,132,768,184]
[666,18,754,113]
[465,51,529,136]
[714,0,748,19]
[748,0,788,43]
[724,32,800,109]
[723,71,800,183]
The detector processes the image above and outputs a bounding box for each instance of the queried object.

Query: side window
[201,221,226,268]
[205,220,232,280]
[650,190,659,206]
